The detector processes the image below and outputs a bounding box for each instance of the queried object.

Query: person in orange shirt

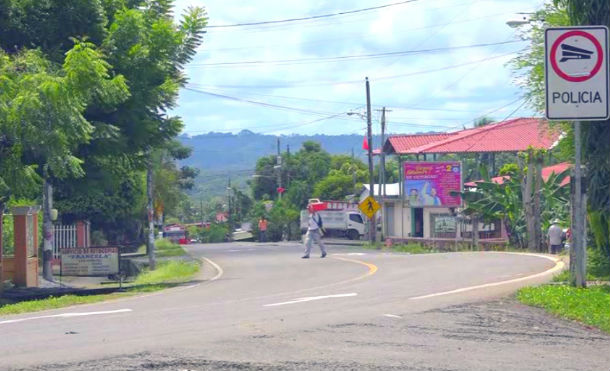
[258,216,268,242]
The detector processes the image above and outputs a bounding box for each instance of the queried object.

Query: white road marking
[409,253,564,300]
[264,293,358,307]
[0,309,132,325]
[383,314,402,319]
[201,256,224,281]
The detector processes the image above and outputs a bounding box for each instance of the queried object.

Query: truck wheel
[348,229,360,240]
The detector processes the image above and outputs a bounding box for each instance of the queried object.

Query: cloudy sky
[171,0,543,136]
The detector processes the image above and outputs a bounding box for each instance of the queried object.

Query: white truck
[300,209,366,240]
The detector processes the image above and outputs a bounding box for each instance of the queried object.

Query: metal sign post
[545,26,609,288]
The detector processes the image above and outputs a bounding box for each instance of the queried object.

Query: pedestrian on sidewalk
[548,219,563,254]
[258,216,268,242]
[302,205,327,259]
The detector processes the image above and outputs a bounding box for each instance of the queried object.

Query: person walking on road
[302,205,327,259]
[258,216,268,242]
[548,219,563,254]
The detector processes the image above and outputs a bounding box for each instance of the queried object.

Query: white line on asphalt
[264,293,358,307]
[0,309,132,325]
[383,314,402,319]
[409,254,564,300]
[201,256,224,281]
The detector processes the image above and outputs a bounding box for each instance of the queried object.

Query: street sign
[61,247,119,276]
[359,196,380,219]
[545,26,609,120]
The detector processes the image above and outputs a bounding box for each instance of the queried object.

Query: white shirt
[548,224,563,245]
[308,213,322,231]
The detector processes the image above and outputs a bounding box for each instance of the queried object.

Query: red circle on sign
[550,30,604,82]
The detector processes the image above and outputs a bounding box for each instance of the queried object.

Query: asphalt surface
[0,242,608,371]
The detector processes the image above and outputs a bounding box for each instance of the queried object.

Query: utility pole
[42,165,54,280]
[365,77,376,243]
[200,198,204,227]
[379,107,389,239]
[276,137,282,200]
[227,177,232,231]
[146,157,156,270]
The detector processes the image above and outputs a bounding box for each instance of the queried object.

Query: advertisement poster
[61,247,119,276]
[404,162,462,207]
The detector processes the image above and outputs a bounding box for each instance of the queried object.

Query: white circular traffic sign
[550,30,604,82]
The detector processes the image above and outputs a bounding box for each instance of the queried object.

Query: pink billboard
[404,162,462,207]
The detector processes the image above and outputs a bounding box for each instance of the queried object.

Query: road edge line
[409,252,564,300]
[200,256,224,282]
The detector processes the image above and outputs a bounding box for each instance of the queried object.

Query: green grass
[517,284,610,333]
[0,260,200,316]
[362,242,445,254]
[133,260,199,285]
[136,238,186,257]
[0,293,133,316]
[551,270,609,283]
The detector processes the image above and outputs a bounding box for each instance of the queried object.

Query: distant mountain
[178,131,380,200]
[178,131,377,171]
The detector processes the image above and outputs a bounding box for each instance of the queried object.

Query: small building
[376,117,562,245]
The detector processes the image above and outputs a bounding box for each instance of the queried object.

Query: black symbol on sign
[560,44,593,62]
[367,200,374,212]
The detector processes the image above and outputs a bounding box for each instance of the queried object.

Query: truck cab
[300,209,366,240]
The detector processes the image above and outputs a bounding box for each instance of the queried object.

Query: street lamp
[506,13,532,28]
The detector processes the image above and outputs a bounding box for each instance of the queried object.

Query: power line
[187,85,481,112]
[206,0,420,28]
[188,49,522,89]
[184,87,338,117]
[189,40,521,67]
[202,11,517,51]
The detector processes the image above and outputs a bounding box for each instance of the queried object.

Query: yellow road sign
[359,196,380,219]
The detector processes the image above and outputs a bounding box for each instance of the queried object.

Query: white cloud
[170,0,541,135]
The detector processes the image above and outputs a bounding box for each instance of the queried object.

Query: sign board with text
[545,26,609,120]
[404,162,462,207]
[61,247,119,276]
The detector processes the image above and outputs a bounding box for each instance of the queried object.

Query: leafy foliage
[461,162,569,249]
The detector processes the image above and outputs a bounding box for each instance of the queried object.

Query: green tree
[562,0,610,281]
[0,41,129,279]
[512,0,610,280]
[462,162,570,249]
[312,174,356,200]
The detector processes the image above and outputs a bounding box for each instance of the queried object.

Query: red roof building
[384,118,561,155]
[464,162,572,187]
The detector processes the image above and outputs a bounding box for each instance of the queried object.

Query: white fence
[53,222,90,259]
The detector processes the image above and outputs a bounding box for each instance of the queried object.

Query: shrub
[200,223,228,243]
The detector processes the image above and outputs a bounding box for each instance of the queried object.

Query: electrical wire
[186,84,481,113]
[189,40,522,67]
[203,11,518,52]
[188,49,522,89]
[206,0,421,28]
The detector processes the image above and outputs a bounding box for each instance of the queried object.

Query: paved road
[1,242,608,371]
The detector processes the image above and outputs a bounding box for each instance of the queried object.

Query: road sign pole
[571,120,586,288]
[545,26,607,288]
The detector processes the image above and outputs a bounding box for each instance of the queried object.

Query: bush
[588,248,610,280]
[91,229,108,246]
[153,238,185,257]
[2,214,14,255]
[200,223,228,243]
